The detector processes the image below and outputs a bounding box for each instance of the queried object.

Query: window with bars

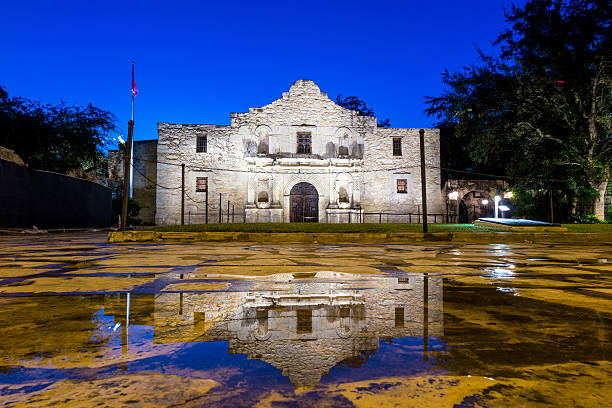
[196,177,208,192]
[392,137,402,156]
[196,136,207,153]
[297,132,312,154]
[296,309,312,333]
[397,179,407,193]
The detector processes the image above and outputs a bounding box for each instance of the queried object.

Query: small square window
[393,137,402,156]
[196,177,208,192]
[297,132,312,154]
[397,179,407,194]
[196,135,207,153]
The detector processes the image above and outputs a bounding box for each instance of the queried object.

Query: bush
[111,196,140,226]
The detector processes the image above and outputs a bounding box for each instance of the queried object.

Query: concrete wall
[0,158,112,228]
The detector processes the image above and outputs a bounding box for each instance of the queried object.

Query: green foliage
[425,0,611,220]
[111,196,140,226]
[0,85,116,174]
[336,94,391,128]
[511,186,574,222]
[569,214,607,224]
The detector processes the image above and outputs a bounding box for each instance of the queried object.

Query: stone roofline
[375,127,439,132]
[157,122,229,128]
[228,79,377,125]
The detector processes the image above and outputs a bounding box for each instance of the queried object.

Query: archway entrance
[290,182,319,222]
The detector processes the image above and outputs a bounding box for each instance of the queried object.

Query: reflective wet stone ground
[0,232,610,407]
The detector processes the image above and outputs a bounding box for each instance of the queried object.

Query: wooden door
[290,182,319,222]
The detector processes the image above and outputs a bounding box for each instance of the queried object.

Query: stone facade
[122,80,443,224]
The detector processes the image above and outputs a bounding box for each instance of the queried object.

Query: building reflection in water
[105,273,443,389]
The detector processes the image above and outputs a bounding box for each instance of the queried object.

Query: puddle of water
[0,235,610,406]
[0,274,610,407]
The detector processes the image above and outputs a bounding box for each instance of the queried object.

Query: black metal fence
[343,211,449,224]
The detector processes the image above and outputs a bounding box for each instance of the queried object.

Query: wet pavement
[0,232,610,407]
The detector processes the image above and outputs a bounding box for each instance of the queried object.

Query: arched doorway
[290,182,319,222]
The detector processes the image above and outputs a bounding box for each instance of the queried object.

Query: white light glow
[481,199,489,205]
[448,191,459,200]
[504,191,513,199]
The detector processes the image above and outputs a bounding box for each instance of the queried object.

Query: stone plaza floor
[0,232,610,407]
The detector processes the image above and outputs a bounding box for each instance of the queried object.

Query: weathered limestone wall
[362,128,442,216]
[156,124,247,225]
[132,140,158,225]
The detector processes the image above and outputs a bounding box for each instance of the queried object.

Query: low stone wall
[0,159,112,228]
[108,230,611,245]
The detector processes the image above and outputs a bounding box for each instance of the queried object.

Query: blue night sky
[1,0,519,147]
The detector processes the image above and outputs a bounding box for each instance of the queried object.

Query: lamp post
[481,199,489,219]
[494,195,501,219]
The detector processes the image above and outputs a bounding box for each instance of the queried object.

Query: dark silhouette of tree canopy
[336,94,391,128]
[425,0,611,221]
[0,86,116,174]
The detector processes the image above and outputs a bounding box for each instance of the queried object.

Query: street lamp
[448,191,459,223]
[504,191,513,199]
[479,199,489,220]
[494,195,501,219]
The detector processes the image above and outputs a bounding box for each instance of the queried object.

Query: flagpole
[121,62,135,230]
[131,61,135,121]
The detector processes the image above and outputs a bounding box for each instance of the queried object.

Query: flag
[131,63,137,96]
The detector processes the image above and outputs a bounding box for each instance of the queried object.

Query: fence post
[232,204,235,223]
[205,187,208,224]
[379,212,382,224]
[219,193,222,223]
[227,200,230,224]
[120,120,134,231]
[181,163,185,225]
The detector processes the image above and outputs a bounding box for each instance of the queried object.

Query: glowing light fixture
[499,205,511,211]
[504,191,513,199]
[494,195,501,218]
[481,199,489,205]
[448,191,459,200]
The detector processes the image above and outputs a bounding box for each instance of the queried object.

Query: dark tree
[426,0,611,221]
[0,86,116,175]
[336,94,391,128]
